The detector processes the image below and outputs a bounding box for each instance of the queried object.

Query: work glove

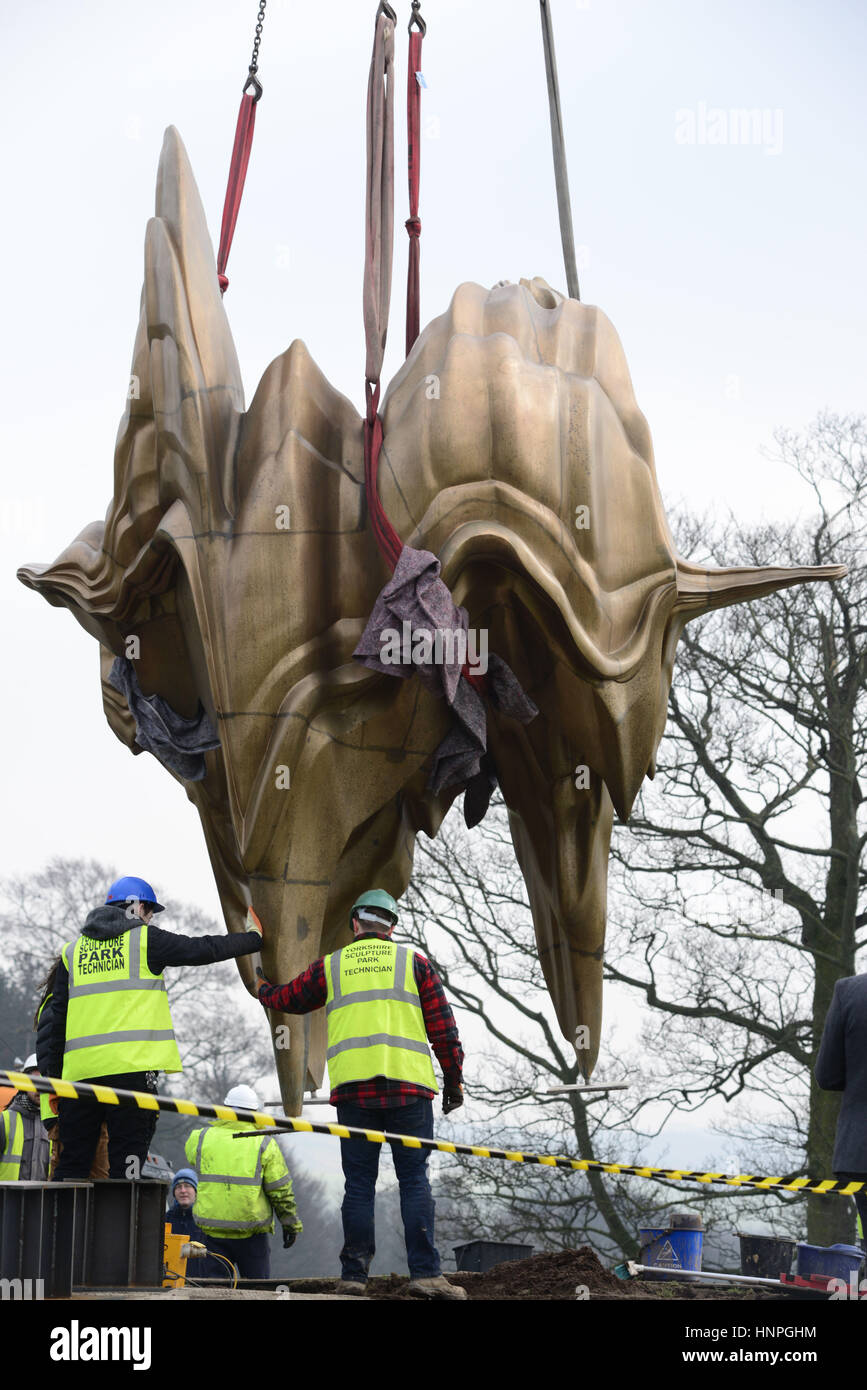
[442,1084,463,1115]
[246,906,264,941]
[255,965,274,1001]
[282,1226,298,1249]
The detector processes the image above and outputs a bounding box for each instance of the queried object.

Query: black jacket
[815,973,867,1174]
[46,904,260,1080]
[35,991,55,1091]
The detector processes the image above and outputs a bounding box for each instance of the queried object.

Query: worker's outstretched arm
[257,958,327,1014]
[146,908,263,973]
[262,1137,303,1236]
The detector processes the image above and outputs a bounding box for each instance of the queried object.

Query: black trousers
[53,1072,158,1181]
[203,1232,271,1279]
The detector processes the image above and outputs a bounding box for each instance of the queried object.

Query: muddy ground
[292,1247,783,1301]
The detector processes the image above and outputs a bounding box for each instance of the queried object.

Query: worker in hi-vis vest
[257,888,467,1300]
[186,1084,302,1279]
[46,875,264,1181]
[0,1055,50,1181]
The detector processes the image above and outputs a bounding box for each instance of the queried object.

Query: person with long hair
[34,953,109,1178]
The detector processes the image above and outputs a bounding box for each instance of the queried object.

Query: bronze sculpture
[18,129,843,1114]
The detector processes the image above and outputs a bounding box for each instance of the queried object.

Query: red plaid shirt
[258,935,463,1108]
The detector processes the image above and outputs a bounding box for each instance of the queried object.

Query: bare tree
[606,412,866,1244]
[400,809,748,1262]
[399,412,866,1255]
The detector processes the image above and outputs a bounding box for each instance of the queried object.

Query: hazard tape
[2,1070,862,1198]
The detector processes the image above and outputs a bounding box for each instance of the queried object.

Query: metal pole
[539,0,580,300]
[619,1261,788,1290]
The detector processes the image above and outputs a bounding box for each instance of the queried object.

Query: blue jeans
[336,1097,440,1282]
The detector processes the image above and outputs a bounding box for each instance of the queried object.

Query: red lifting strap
[405,27,424,357]
[217,92,258,296]
[364,381,403,572]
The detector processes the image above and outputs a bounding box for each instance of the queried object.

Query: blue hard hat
[105,876,165,913]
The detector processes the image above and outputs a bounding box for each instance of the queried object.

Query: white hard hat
[223,1084,261,1110]
[22,1054,38,1072]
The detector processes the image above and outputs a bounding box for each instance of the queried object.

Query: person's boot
[406,1275,468,1300]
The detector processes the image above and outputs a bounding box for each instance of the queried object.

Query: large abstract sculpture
[18,129,843,1114]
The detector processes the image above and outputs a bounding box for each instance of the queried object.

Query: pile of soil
[451,1249,779,1301]
[291,1248,782,1301]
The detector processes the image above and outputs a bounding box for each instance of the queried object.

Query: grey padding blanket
[353,546,537,820]
[108,656,221,782]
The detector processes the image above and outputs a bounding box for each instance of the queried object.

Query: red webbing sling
[217,89,259,296]
[216,2,268,296]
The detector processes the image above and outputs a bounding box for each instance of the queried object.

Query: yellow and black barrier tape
[3,1069,862,1199]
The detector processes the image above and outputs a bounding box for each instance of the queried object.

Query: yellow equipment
[163,1225,209,1288]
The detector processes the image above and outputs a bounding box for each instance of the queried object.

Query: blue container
[638,1215,703,1277]
[797,1242,864,1281]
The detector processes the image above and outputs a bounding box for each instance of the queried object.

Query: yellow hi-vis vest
[0,1108,24,1179]
[324,939,438,1091]
[61,924,182,1080]
[186,1119,301,1238]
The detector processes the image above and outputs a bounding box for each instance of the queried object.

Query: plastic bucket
[738,1233,796,1279]
[639,1212,703,1278]
[797,1242,864,1281]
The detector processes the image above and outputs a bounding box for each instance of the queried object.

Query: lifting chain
[244,0,267,100]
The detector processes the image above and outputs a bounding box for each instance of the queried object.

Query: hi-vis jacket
[324,939,438,1091]
[186,1119,302,1239]
[60,923,182,1080]
[0,1106,23,1179]
[0,1097,50,1181]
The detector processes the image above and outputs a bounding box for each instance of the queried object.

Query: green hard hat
[349,889,399,929]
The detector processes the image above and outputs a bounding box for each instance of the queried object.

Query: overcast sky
[1,1,865,1173]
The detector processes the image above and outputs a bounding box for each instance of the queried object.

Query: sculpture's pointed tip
[675,558,847,616]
